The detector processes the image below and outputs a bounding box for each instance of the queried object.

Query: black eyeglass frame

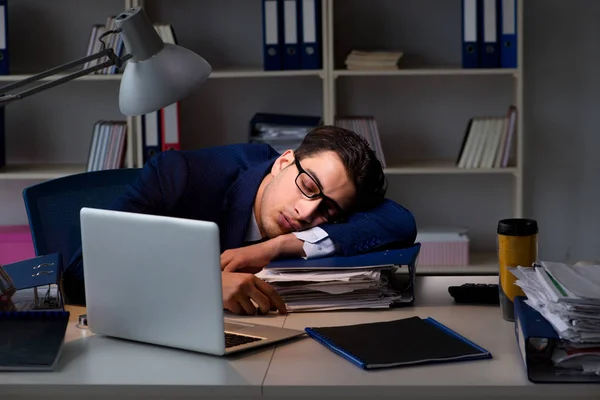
[293,158,347,224]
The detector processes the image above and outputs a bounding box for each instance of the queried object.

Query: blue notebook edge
[304,327,367,369]
[424,317,492,359]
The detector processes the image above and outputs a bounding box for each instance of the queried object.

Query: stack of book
[344,50,403,70]
[255,245,419,312]
[83,19,176,75]
[334,116,386,168]
[510,261,600,378]
[456,106,517,169]
[86,121,127,171]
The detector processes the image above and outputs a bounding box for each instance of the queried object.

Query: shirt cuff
[292,227,335,259]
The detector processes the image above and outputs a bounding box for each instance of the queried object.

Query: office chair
[22,168,141,272]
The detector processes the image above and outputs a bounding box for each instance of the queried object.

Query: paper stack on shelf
[344,50,403,70]
[510,261,600,375]
[255,245,420,312]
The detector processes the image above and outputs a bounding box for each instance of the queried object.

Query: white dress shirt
[244,210,335,258]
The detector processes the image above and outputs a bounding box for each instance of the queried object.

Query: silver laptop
[79,207,304,355]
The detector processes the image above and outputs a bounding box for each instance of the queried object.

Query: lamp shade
[114,7,211,116]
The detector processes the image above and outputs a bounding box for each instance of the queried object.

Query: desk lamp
[0,6,212,115]
[0,7,211,308]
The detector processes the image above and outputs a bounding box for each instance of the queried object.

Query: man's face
[258,150,356,238]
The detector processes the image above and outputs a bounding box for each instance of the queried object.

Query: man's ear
[270,149,295,176]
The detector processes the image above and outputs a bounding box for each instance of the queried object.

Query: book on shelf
[344,50,404,70]
[334,116,386,168]
[86,120,127,172]
[456,105,517,169]
[83,19,176,75]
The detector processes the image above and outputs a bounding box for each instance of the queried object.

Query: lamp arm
[0,42,133,106]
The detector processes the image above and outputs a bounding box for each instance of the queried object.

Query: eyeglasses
[294,158,347,223]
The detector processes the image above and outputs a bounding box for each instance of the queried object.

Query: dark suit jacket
[64,143,416,304]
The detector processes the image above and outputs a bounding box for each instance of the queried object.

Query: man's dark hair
[294,125,387,212]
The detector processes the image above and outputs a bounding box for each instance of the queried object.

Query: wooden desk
[1,276,599,400]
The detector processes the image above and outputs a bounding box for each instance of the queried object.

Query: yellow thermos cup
[497,218,538,321]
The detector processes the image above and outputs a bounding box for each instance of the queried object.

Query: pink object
[415,227,470,267]
[0,225,36,266]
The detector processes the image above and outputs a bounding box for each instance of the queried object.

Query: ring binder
[1,253,63,311]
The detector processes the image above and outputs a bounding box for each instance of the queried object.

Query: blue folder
[305,315,491,370]
[461,0,480,68]
[0,0,9,75]
[499,0,517,68]
[514,296,600,383]
[266,243,421,271]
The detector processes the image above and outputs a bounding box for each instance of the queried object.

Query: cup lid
[497,218,538,236]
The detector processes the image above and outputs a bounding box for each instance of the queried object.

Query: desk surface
[1,276,599,400]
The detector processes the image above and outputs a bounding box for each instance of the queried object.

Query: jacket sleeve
[63,151,191,304]
[318,199,417,256]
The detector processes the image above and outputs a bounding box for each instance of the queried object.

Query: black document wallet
[305,316,492,370]
[0,311,70,371]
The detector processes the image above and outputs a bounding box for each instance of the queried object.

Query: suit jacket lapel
[220,159,275,251]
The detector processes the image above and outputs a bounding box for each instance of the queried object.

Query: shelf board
[334,67,519,77]
[208,67,325,79]
[383,160,518,175]
[0,68,325,83]
[0,73,122,82]
[415,253,499,276]
[0,164,86,180]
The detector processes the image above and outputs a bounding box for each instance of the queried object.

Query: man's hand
[222,271,287,315]
[221,240,277,273]
[220,233,305,272]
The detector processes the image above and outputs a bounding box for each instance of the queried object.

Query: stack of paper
[256,246,420,312]
[510,261,600,375]
[256,267,406,312]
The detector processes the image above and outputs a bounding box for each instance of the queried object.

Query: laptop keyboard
[225,332,264,348]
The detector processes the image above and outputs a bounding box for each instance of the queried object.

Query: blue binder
[0,0,8,75]
[461,0,480,68]
[282,0,300,69]
[262,0,283,70]
[266,243,421,306]
[0,106,5,169]
[2,252,62,291]
[499,0,517,68]
[479,0,500,68]
[514,296,600,383]
[141,111,162,164]
[266,243,420,271]
[298,0,322,69]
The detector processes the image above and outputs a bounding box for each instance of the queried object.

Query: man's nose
[296,198,322,224]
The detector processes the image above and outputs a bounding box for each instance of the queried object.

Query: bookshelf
[0,0,524,275]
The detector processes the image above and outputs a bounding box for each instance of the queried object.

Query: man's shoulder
[178,143,280,166]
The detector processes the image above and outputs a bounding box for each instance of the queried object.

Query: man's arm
[319,199,417,256]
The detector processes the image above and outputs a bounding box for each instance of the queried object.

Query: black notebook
[0,311,70,371]
[305,316,492,370]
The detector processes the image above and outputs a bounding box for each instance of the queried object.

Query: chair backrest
[22,168,141,269]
